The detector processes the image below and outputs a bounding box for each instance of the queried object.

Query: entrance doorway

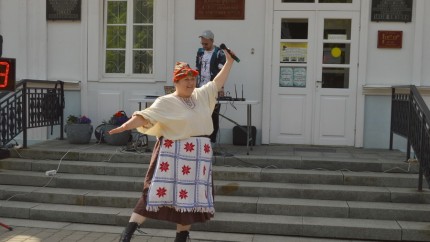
[270,10,359,146]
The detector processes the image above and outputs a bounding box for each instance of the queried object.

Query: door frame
[269,11,316,144]
[313,10,360,146]
[262,0,366,146]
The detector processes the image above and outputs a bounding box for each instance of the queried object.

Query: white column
[261,0,274,144]
[81,0,89,115]
[27,0,48,79]
[355,0,371,147]
[412,0,424,86]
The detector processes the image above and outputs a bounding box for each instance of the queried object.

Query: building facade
[0,0,429,149]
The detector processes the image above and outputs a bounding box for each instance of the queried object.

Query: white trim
[165,0,175,83]
[102,0,156,79]
[90,77,163,83]
[27,0,47,79]
[26,81,81,91]
[19,0,28,78]
[154,0,170,82]
[362,85,430,96]
[355,0,369,148]
[412,0,424,86]
[262,0,274,144]
[81,0,89,115]
[274,0,360,11]
[87,0,102,81]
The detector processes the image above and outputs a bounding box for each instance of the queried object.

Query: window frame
[103,0,155,79]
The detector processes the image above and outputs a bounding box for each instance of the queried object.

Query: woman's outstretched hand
[108,125,126,135]
[107,115,148,135]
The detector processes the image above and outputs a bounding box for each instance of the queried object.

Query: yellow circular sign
[331,47,342,58]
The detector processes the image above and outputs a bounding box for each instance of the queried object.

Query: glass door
[313,11,359,145]
[270,10,359,145]
[270,11,315,144]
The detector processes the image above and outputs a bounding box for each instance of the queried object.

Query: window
[104,0,154,76]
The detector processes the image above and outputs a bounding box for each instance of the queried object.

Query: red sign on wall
[377,31,403,49]
[0,58,16,91]
[195,0,245,20]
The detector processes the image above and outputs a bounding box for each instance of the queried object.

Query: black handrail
[390,85,430,191]
[0,79,64,148]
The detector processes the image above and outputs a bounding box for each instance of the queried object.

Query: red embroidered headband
[173,62,199,82]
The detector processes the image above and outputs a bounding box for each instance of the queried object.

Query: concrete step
[0,200,429,241]
[1,185,430,222]
[0,169,428,203]
[9,147,416,173]
[0,158,420,188]
[0,170,430,203]
[9,148,152,164]
[2,142,427,241]
[0,158,149,177]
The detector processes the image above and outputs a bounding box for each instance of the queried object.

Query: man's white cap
[199,30,214,40]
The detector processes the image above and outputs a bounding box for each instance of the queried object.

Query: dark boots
[425,175,430,189]
[118,222,138,242]
[174,230,190,242]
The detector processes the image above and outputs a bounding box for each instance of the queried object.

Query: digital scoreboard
[0,58,16,91]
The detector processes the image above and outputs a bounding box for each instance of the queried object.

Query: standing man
[196,30,226,148]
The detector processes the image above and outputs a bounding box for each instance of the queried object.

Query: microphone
[0,35,3,58]
[220,43,240,63]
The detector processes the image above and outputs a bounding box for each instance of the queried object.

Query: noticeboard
[195,0,245,20]
[371,0,412,22]
[46,0,81,21]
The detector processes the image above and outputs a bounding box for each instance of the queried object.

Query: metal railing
[390,85,430,191]
[0,79,64,148]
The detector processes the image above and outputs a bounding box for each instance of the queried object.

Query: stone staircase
[1,140,430,241]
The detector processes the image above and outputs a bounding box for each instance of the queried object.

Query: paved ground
[0,218,377,242]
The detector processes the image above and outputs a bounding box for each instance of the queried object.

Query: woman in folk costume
[109,49,234,242]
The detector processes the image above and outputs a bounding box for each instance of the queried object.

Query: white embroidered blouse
[133,81,218,140]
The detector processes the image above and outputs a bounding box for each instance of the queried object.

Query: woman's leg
[174,224,191,242]
[129,212,146,224]
[118,213,147,242]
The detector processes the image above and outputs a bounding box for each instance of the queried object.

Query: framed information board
[46,0,81,21]
[195,0,245,20]
[371,0,412,22]
[377,31,403,49]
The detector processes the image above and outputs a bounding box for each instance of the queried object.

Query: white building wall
[365,8,414,85]
[1,0,430,148]
[47,22,81,82]
[0,0,49,143]
[422,2,430,86]
[84,0,266,144]
[362,0,429,149]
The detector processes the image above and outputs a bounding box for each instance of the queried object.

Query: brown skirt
[133,138,214,225]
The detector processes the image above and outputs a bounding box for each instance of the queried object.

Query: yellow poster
[280,42,307,63]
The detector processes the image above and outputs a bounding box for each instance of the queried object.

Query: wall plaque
[377,31,403,49]
[371,0,412,22]
[195,0,245,20]
[47,0,81,21]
